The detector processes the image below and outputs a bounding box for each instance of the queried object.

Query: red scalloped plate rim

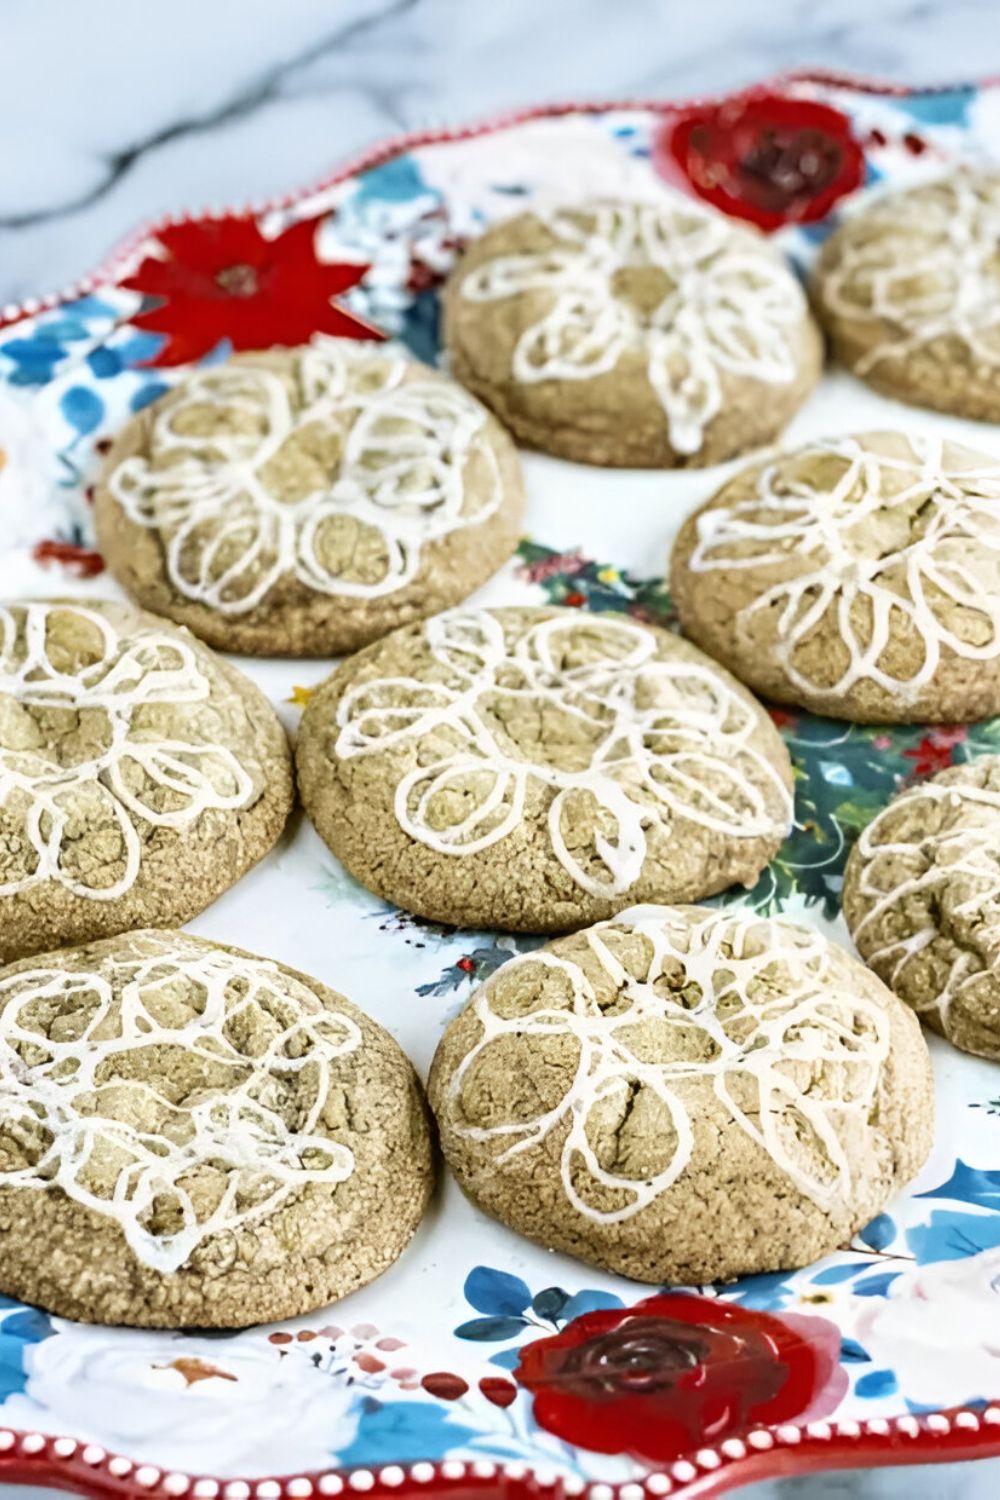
[0,1404,1000,1500]
[3,64,1000,1500]
[0,64,993,330]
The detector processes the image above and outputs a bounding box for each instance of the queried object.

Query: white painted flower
[1,1321,361,1476]
[0,602,254,900]
[854,1245,1000,1404]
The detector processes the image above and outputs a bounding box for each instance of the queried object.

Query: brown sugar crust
[844,755,1000,1060]
[671,431,1000,723]
[443,199,821,468]
[814,171,1000,419]
[0,597,293,960]
[429,905,933,1284]
[0,929,434,1327]
[296,606,793,932]
[94,343,525,656]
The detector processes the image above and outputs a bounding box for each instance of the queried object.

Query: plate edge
[0,1407,996,1500]
[1,65,995,329]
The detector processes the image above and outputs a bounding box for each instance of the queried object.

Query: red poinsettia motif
[903,725,967,780]
[653,91,865,232]
[121,214,383,366]
[515,1292,847,1465]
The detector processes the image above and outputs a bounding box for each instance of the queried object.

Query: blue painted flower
[336,1399,476,1466]
[917,1159,1000,1212]
[857,1212,896,1252]
[722,1271,798,1311]
[0,337,67,386]
[0,1300,54,1400]
[855,1368,898,1399]
[888,90,974,128]
[59,385,104,438]
[907,1209,1000,1264]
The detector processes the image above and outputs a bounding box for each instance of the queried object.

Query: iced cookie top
[817,171,1000,376]
[298,607,793,931]
[102,339,513,616]
[0,930,365,1274]
[671,431,1000,722]
[449,197,814,456]
[429,905,929,1247]
[0,599,265,902]
[844,755,1000,1060]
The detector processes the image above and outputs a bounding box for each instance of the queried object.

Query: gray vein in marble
[0,0,418,233]
[5,0,1000,302]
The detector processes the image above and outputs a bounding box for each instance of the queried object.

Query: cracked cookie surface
[443,197,821,468]
[428,904,932,1283]
[844,755,1000,1059]
[814,170,1000,419]
[95,340,525,656]
[295,606,794,932]
[0,597,292,959]
[0,928,433,1326]
[670,431,1000,723]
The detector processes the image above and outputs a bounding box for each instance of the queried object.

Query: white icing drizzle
[685,432,1000,702]
[447,905,890,1218]
[107,338,503,614]
[334,610,792,898]
[0,943,360,1273]
[822,171,1000,374]
[459,199,807,455]
[850,771,1000,1036]
[0,602,254,900]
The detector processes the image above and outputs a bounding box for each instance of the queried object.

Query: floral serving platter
[3,68,1000,1500]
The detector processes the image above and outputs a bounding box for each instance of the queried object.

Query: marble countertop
[5,0,1000,306]
[4,2,1000,1497]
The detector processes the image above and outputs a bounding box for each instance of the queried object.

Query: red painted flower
[121,214,383,366]
[515,1293,847,1465]
[653,92,865,232]
[904,726,967,780]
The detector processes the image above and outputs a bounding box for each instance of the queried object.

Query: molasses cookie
[428,904,933,1284]
[443,196,822,468]
[815,170,1000,418]
[844,755,1000,1059]
[95,339,525,656]
[670,431,1000,722]
[0,929,433,1326]
[296,606,794,931]
[0,598,292,959]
